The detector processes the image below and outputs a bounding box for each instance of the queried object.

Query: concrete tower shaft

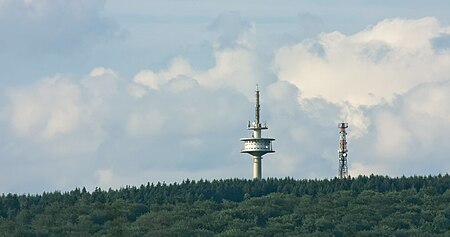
[241,86,275,179]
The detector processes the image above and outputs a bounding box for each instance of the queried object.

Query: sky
[1,0,450,194]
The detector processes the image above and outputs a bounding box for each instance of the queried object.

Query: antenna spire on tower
[255,85,260,127]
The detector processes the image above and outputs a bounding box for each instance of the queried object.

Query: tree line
[0,174,449,236]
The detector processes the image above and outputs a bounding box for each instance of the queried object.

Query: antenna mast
[338,123,349,178]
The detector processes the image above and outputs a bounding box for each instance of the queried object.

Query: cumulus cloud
[0,12,266,193]
[275,17,450,106]
[376,80,450,156]
[8,77,82,140]
[274,17,450,135]
[349,80,450,176]
[272,17,450,177]
[5,67,125,155]
[132,12,261,96]
[2,15,450,193]
[1,56,255,193]
[133,58,195,91]
[134,48,260,97]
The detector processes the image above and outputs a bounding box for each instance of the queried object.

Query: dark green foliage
[0,175,449,236]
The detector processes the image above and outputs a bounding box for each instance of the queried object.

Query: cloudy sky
[1,0,450,194]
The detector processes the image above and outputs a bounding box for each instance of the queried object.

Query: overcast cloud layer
[1,0,449,193]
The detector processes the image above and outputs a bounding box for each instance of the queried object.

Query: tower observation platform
[240,86,275,179]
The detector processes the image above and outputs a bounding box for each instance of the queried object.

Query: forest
[0,174,449,236]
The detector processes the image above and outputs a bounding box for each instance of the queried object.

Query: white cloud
[1,50,255,192]
[274,17,450,107]
[197,48,258,95]
[271,17,450,177]
[83,67,120,101]
[347,80,450,176]
[2,14,450,193]
[134,58,194,91]
[89,67,117,78]
[339,104,370,138]
[274,17,450,138]
[374,80,450,155]
[8,77,82,140]
[133,12,259,97]
[5,68,126,155]
[134,48,259,98]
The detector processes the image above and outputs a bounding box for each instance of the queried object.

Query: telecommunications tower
[240,86,275,179]
[338,123,349,178]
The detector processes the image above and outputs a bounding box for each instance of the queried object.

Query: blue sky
[1,0,450,194]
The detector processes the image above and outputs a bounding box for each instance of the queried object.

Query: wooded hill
[1,174,449,236]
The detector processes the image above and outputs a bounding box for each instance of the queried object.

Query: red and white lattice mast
[338,123,349,178]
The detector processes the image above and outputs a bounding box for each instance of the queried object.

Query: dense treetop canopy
[1,174,449,236]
